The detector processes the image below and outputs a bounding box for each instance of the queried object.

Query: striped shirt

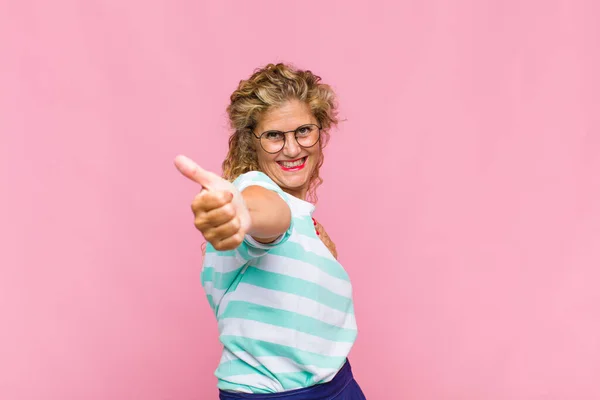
[201,171,357,394]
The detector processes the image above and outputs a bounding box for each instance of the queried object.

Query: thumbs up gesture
[174,155,251,251]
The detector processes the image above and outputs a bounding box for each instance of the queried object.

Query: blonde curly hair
[222,63,339,203]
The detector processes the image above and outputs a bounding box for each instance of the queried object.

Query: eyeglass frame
[251,123,322,154]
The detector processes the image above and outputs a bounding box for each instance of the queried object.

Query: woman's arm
[242,185,292,244]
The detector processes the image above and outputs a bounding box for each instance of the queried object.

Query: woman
[174,63,365,399]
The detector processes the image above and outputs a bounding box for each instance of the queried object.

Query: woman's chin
[277,176,310,194]
[280,179,307,190]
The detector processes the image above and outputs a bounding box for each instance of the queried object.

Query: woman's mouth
[277,157,307,172]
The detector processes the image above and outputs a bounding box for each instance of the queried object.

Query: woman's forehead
[257,100,315,131]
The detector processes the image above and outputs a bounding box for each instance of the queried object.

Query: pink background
[2,1,599,399]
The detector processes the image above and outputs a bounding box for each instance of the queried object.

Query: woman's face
[253,99,322,200]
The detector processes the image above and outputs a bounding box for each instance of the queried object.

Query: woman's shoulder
[233,170,278,187]
[232,170,288,199]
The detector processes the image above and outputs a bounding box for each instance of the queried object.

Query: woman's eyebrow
[263,123,313,132]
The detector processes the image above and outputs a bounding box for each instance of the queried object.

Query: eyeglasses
[253,124,321,154]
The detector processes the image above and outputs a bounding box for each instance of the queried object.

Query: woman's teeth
[280,158,305,168]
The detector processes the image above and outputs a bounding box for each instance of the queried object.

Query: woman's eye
[265,131,283,140]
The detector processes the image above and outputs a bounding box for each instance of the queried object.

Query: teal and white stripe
[202,171,357,394]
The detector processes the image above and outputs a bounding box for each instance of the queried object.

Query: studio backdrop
[1,1,599,399]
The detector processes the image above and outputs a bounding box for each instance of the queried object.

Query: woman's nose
[282,132,301,157]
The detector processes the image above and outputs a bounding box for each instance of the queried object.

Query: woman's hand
[314,218,338,259]
[174,155,251,251]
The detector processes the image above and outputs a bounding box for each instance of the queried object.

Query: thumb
[173,155,221,189]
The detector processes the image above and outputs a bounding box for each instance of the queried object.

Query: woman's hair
[222,63,339,203]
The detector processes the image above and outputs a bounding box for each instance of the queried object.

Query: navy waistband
[219,360,354,400]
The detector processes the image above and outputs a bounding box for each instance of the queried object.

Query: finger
[192,190,234,213]
[212,231,245,251]
[203,217,241,243]
[195,202,236,230]
[174,155,221,188]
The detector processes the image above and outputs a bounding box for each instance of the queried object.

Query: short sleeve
[232,171,294,253]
